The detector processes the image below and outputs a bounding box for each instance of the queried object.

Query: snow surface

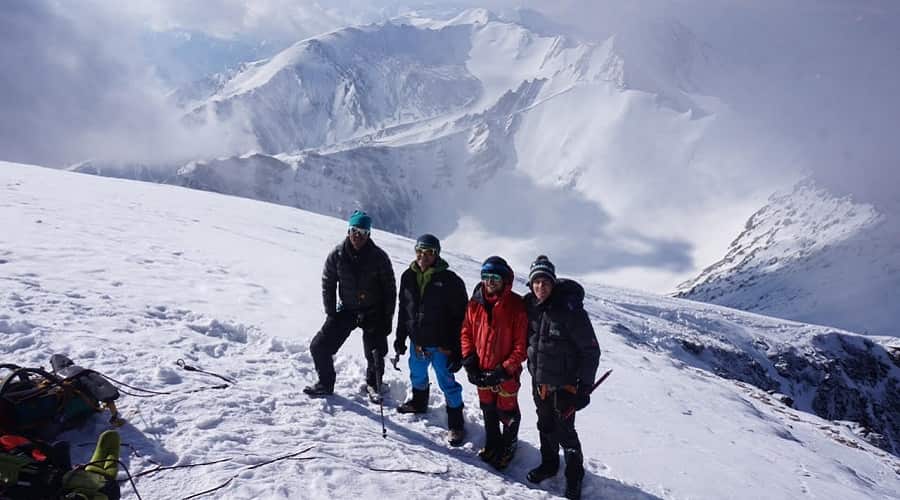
[3,162,899,499]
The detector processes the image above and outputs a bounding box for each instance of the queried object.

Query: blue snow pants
[408,342,463,409]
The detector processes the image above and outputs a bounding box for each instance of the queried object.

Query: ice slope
[3,163,899,499]
[677,180,900,336]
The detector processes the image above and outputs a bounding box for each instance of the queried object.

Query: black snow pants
[309,310,388,390]
[532,384,585,481]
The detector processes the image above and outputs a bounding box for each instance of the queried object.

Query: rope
[178,446,315,499]
[176,359,236,384]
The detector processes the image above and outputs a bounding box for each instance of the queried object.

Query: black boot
[565,476,583,500]
[563,446,584,500]
[446,405,466,447]
[397,387,429,414]
[526,462,559,483]
[303,381,333,397]
[478,403,502,463]
[491,409,520,470]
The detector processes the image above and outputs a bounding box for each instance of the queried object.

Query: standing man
[304,210,397,402]
[523,255,600,500]
[393,234,469,446]
[460,256,527,470]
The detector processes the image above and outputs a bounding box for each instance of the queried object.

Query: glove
[466,369,483,386]
[462,354,481,384]
[393,338,407,356]
[446,353,462,373]
[575,385,591,411]
[479,366,509,387]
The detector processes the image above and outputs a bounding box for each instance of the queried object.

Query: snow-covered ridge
[71,9,723,288]
[676,180,900,336]
[4,162,899,499]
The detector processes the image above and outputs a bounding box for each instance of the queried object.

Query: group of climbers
[303,211,601,499]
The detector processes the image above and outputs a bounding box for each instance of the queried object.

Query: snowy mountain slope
[676,180,900,337]
[72,9,743,289]
[4,163,899,499]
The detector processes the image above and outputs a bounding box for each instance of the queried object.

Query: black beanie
[528,255,556,284]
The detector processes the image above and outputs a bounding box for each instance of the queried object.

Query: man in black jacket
[523,255,600,500]
[304,210,397,400]
[393,234,468,446]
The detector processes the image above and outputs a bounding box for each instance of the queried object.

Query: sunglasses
[348,227,370,237]
[481,272,503,282]
[415,247,437,257]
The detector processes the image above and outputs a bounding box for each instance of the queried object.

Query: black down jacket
[395,260,468,353]
[524,279,600,387]
[322,238,396,331]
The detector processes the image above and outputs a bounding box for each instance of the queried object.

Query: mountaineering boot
[491,408,520,469]
[478,403,502,463]
[565,476,583,500]
[61,430,122,500]
[85,430,120,480]
[362,382,385,404]
[526,462,559,483]
[303,381,333,397]
[491,438,518,470]
[446,405,466,447]
[397,387,429,414]
[563,446,585,500]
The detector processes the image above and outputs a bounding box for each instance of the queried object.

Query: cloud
[524,0,900,208]
[0,0,257,167]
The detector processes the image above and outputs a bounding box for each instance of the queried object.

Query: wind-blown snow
[3,163,898,499]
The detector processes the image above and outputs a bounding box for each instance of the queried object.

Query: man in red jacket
[460,256,528,470]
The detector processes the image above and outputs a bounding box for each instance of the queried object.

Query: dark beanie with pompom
[528,255,556,284]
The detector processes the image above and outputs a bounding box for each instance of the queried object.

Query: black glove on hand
[461,354,480,382]
[393,338,407,356]
[479,367,508,387]
[446,353,462,374]
[575,384,591,411]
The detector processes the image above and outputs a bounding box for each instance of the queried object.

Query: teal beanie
[348,210,372,230]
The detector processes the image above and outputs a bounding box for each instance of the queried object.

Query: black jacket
[524,279,600,387]
[322,238,396,330]
[395,259,467,353]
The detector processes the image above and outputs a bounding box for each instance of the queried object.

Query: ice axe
[562,368,613,420]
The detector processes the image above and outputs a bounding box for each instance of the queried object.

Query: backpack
[0,434,68,499]
[1,357,120,439]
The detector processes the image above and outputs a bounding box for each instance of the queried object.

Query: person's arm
[379,250,397,333]
[442,274,468,354]
[501,305,528,375]
[459,302,483,384]
[573,308,601,386]
[394,272,409,355]
[459,302,475,359]
[321,248,339,315]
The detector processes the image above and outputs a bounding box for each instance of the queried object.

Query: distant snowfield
[2,162,898,499]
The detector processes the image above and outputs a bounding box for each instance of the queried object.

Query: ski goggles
[415,247,437,257]
[348,226,370,237]
[481,272,503,283]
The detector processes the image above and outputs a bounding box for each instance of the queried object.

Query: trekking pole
[373,349,387,439]
[562,369,613,420]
